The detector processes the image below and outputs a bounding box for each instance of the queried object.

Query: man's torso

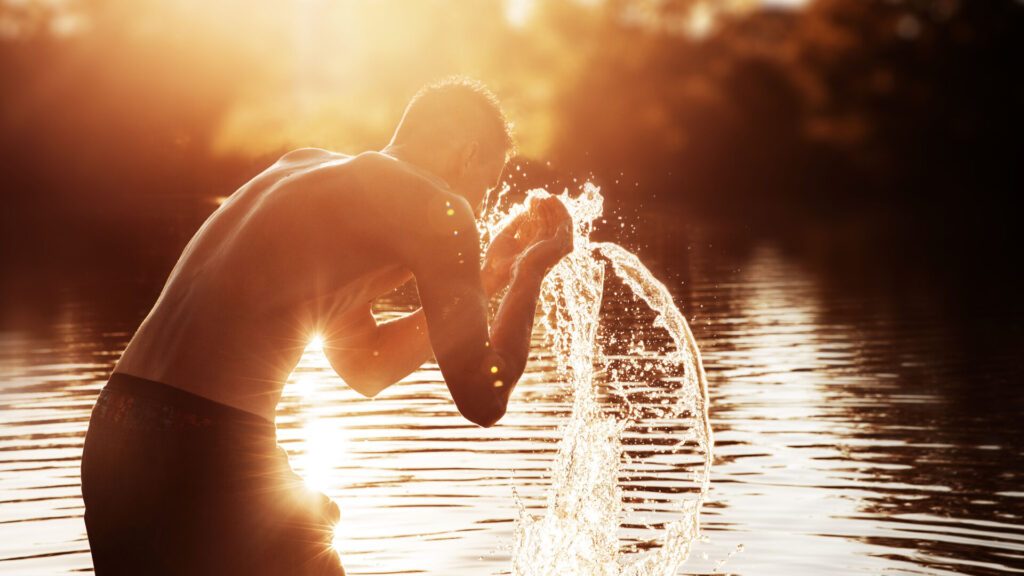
[114,149,450,419]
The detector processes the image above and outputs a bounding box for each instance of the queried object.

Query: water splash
[487,184,713,576]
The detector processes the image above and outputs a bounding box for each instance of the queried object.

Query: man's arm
[326,261,550,409]
[323,307,433,398]
[324,204,545,398]
[408,194,571,427]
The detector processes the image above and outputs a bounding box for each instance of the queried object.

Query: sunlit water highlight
[2,193,1024,575]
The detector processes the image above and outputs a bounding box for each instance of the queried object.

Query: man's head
[387,77,514,211]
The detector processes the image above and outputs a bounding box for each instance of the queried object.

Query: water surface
[1,242,1022,575]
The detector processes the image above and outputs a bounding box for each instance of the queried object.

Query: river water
[1,217,1022,575]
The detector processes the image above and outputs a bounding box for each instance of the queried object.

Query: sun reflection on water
[299,419,349,493]
[283,333,353,556]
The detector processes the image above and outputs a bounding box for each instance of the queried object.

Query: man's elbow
[354,383,383,399]
[459,402,506,428]
[344,373,390,398]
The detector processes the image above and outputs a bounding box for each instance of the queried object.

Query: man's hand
[524,194,572,240]
[513,220,573,279]
[482,194,573,295]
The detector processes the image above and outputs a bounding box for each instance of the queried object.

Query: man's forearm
[370,261,510,386]
[488,265,547,397]
[362,309,434,389]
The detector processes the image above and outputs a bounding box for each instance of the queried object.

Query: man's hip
[81,372,343,576]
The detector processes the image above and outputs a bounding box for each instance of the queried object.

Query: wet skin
[115,148,571,425]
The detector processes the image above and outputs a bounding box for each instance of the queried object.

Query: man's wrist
[510,259,547,285]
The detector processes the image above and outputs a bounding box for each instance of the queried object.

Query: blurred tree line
[543,0,1023,323]
[1,0,1022,328]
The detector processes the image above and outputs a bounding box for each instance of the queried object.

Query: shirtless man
[81,78,572,576]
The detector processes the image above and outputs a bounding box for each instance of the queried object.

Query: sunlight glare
[687,3,714,39]
[308,334,325,353]
[504,0,535,27]
[294,374,316,398]
[298,419,349,494]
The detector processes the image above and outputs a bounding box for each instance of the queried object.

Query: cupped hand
[482,194,573,294]
[514,214,574,278]
[522,194,572,244]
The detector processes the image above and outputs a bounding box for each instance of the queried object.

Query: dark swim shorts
[81,373,344,576]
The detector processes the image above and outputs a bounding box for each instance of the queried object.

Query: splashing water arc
[484,184,714,576]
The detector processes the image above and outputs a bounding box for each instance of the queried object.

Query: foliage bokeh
[1,0,1021,337]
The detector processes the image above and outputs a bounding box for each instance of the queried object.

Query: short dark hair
[394,76,516,160]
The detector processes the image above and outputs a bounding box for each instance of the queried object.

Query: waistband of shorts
[101,372,277,436]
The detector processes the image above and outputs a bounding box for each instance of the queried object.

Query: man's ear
[460,141,480,172]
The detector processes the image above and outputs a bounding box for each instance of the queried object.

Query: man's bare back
[117,149,474,419]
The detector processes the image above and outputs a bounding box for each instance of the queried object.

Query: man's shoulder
[303,151,473,240]
[345,151,452,194]
[277,147,337,164]
[339,154,477,260]
[340,152,470,219]
[285,150,452,204]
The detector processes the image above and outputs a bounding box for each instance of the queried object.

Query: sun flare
[308,334,325,353]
